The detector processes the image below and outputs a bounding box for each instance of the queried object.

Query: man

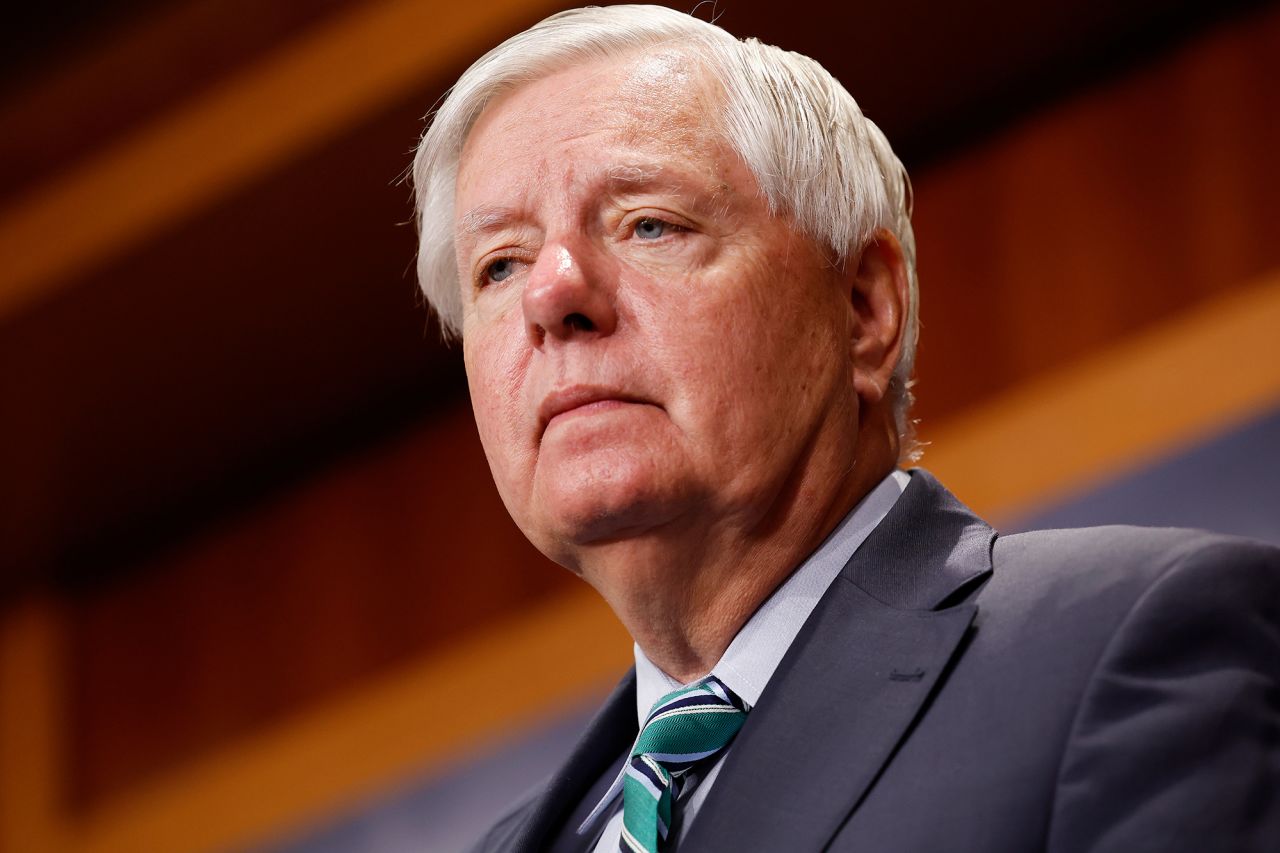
[411,6,1280,852]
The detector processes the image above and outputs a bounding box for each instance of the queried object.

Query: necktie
[620,675,748,853]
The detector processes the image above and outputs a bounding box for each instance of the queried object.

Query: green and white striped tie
[619,675,748,853]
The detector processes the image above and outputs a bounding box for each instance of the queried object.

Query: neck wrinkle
[616,451,894,684]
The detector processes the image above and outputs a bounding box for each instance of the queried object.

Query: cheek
[689,286,796,389]
[675,286,845,439]
[464,331,531,466]
[645,302,781,455]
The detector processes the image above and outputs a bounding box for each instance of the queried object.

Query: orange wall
[2,5,1280,853]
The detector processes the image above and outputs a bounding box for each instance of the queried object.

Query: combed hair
[411,4,920,455]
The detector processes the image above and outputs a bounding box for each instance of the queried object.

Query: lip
[538,385,652,434]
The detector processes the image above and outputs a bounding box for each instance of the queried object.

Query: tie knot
[633,675,748,763]
[619,676,749,852]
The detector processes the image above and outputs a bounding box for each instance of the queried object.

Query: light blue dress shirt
[583,469,910,851]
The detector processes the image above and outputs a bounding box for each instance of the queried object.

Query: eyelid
[474,250,527,287]
[620,209,694,237]
[470,229,539,281]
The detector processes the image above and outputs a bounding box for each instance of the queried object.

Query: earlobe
[848,229,909,406]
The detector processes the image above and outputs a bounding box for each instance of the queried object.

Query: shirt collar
[634,468,910,722]
[579,469,909,834]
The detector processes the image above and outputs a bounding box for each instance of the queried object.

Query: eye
[484,258,516,283]
[633,217,670,240]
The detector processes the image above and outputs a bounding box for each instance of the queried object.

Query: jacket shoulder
[1019,528,1280,851]
[979,525,1280,710]
[992,524,1279,606]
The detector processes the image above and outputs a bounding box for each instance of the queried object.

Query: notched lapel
[846,469,995,611]
[680,587,976,852]
[679,470,994,853]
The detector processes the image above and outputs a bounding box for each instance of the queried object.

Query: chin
[533,474,683,551]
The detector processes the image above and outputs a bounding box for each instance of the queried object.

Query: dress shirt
[583,469,911,851]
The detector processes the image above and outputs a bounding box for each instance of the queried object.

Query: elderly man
[411,6,1279,852]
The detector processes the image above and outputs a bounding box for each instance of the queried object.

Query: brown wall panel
[910,6,1280,425]
[48,1,1280,817]
[67,406,571,806]
[0,0,352,201]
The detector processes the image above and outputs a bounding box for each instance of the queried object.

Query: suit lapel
[679,470,995,852]
[506,671,637,853]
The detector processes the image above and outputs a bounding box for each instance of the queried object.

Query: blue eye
[634,218,667,240]
[486,258,515,282]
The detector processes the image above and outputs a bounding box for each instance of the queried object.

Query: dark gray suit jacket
[471,470,1280,852]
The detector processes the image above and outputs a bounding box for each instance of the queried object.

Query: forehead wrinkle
[456,57,742,245]
[456,161,587,245]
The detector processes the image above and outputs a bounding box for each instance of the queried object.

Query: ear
[847,229,909,407]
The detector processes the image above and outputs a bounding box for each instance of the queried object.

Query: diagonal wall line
[51,269,1280,853]
[0,598,70,853]
[71,584,628,853]
[922,272,1280,521]
[0,0,561,323]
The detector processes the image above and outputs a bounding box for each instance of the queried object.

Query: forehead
[456,50,725,189]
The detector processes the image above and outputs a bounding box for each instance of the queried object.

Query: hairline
[411,6,920,458]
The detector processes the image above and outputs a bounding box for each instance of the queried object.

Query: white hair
[411,4,920,454]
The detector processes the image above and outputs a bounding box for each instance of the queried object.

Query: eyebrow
[457,205,522,238]
[606,162,662,186]
[602,162,695,196]
[605,161,733,216]
[456,162,722,239]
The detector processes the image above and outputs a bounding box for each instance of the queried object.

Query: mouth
[537,385,654,436]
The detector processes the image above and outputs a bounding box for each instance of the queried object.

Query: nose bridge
[522,235,616,345]
[527,241,584,301]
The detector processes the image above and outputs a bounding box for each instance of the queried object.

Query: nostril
[564,312,595,332]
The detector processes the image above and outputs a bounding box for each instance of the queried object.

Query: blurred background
[1,1,1278,851]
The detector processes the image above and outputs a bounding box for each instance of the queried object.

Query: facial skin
[455,51,908,680]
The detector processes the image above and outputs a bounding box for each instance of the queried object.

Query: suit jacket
[471,470,1280,852]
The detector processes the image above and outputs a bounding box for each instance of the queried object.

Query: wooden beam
[0,0,561,322]
[921,271,1280,521]
[61,267,1280,853]
[0,598,69,853]
[71,584,629,853]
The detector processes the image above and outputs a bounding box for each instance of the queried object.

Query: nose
[522,242,617,346]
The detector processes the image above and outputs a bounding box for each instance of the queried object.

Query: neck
[580,421,898,683]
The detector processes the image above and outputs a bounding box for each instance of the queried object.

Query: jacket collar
[677,469,995,852]
[844,468,995,610]
[507,469,994,852]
